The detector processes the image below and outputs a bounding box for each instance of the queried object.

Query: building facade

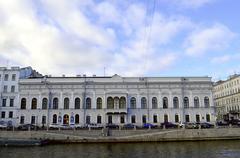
[0,67,42,126]
[16,74,215,127]
[213,74,240,121]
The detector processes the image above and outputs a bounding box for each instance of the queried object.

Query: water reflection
[1,140,240,158]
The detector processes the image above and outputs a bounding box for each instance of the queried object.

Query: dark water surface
[1,140,240,158]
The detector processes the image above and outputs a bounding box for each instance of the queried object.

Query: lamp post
[41,76,51,131]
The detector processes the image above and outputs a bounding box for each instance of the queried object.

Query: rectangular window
[11,86,15,92]
[4,74,8,81]
[97,116,101,124]
[142,115,147,123]
[108,115,112,124]
[1,111,6,118]
[42,116,46,124]
[153,115,158,123]
[185,115,190,123]
[31,116,36,124]
[10,99,14,107]
[131,115,136,123]
[9,111,13,118]
[3,85,7,92]
[196,115,200,123]
[12,74,16,81]
[120,115,125,124]
[206,114,211,122]
[20,116,25,124]
[175,115,179,123]
[2,99,7,107]
[86,116,91,124]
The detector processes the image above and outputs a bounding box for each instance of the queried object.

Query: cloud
[211,54,240,64]
[170,0,215,8]
[0,0,193,77]
[184,24,236,56]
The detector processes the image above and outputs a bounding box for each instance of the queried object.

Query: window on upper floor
[11,85,15,92]
[4,74,8,81]
[130,97,136,109]
[1,111,6,118]
[163,97,168,109]
[9,111,13,118]
[2,98,6,107]
[10,98,14,107]
[12,74,16,81]
[3,85,7,92]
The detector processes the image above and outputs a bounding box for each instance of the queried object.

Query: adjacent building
[213,74,240,121]
[17,75,215,127]
[0,66,42,126]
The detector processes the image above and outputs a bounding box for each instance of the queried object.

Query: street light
[41,76,51,131]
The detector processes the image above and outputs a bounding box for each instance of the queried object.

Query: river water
[1,140,240,158]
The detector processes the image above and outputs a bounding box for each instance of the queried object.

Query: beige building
[213,74,240,121]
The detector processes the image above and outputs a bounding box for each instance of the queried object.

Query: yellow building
[213,74,240,121]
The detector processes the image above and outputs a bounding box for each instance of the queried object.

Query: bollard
[134,125,136,131]
[148,125,151,130]
[163,125,166,130]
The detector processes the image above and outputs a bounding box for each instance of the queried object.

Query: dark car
[106,123,119,129]
[143,123,157,129]
[200,122,214,128]
[217,121,229,126]
[18,124,39,130]
[228,119,240,125]
[160,122,178,129]
[123,123,137,129]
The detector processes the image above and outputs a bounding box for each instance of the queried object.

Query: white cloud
[211,54,240,64]
[171,0,215,8]
[184,24,236,56]
[0,0,192,76]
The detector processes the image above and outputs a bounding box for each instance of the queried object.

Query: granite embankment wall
[1,128,240,143]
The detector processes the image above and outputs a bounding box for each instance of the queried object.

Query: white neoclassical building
[16,74,215,127]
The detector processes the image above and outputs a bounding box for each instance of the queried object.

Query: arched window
[184,97,189,108]
[75,98,80,109]
[42,98,48,109]
[31,98,37,109]
[153,115,158,123]
[141,97,147,109]
[204,97,210,108]
[173,97,179,109]
[196,114,200,122]
[130,97,136,109]
[86,98,91,109]
[53,98,58,109]
[107,97,114,109]
[64,98,69,109]
[52,114,57,124]
[119,97,126,109]
[206,114,210,122]
[75,114,79,124]
[163,97,168,109]
[194,97,199,108]
[152,97,158,109]
[97,98,102,109]
[114,97,119,108]
[21,98,26,109]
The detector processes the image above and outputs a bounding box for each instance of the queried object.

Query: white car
[49,124,60,129]
[0,124,7,129]
[87,123,103,129]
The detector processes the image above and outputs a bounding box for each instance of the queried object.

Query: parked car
[175,122,185,128]
[106,123,119,129]
[228,119,240,125]
[200,122,214,129]
[0,124,7,129]
[87,123,103,129]
[217,121,229,126]
[69,124,85,129]
[185,122,197,129]
[143,123,157,129]
[17,124,39,130]
[123,123,137,129]
[49,124,60,130]
[160,122,178,129]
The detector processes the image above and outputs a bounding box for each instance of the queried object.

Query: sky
[0,0,239,80]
